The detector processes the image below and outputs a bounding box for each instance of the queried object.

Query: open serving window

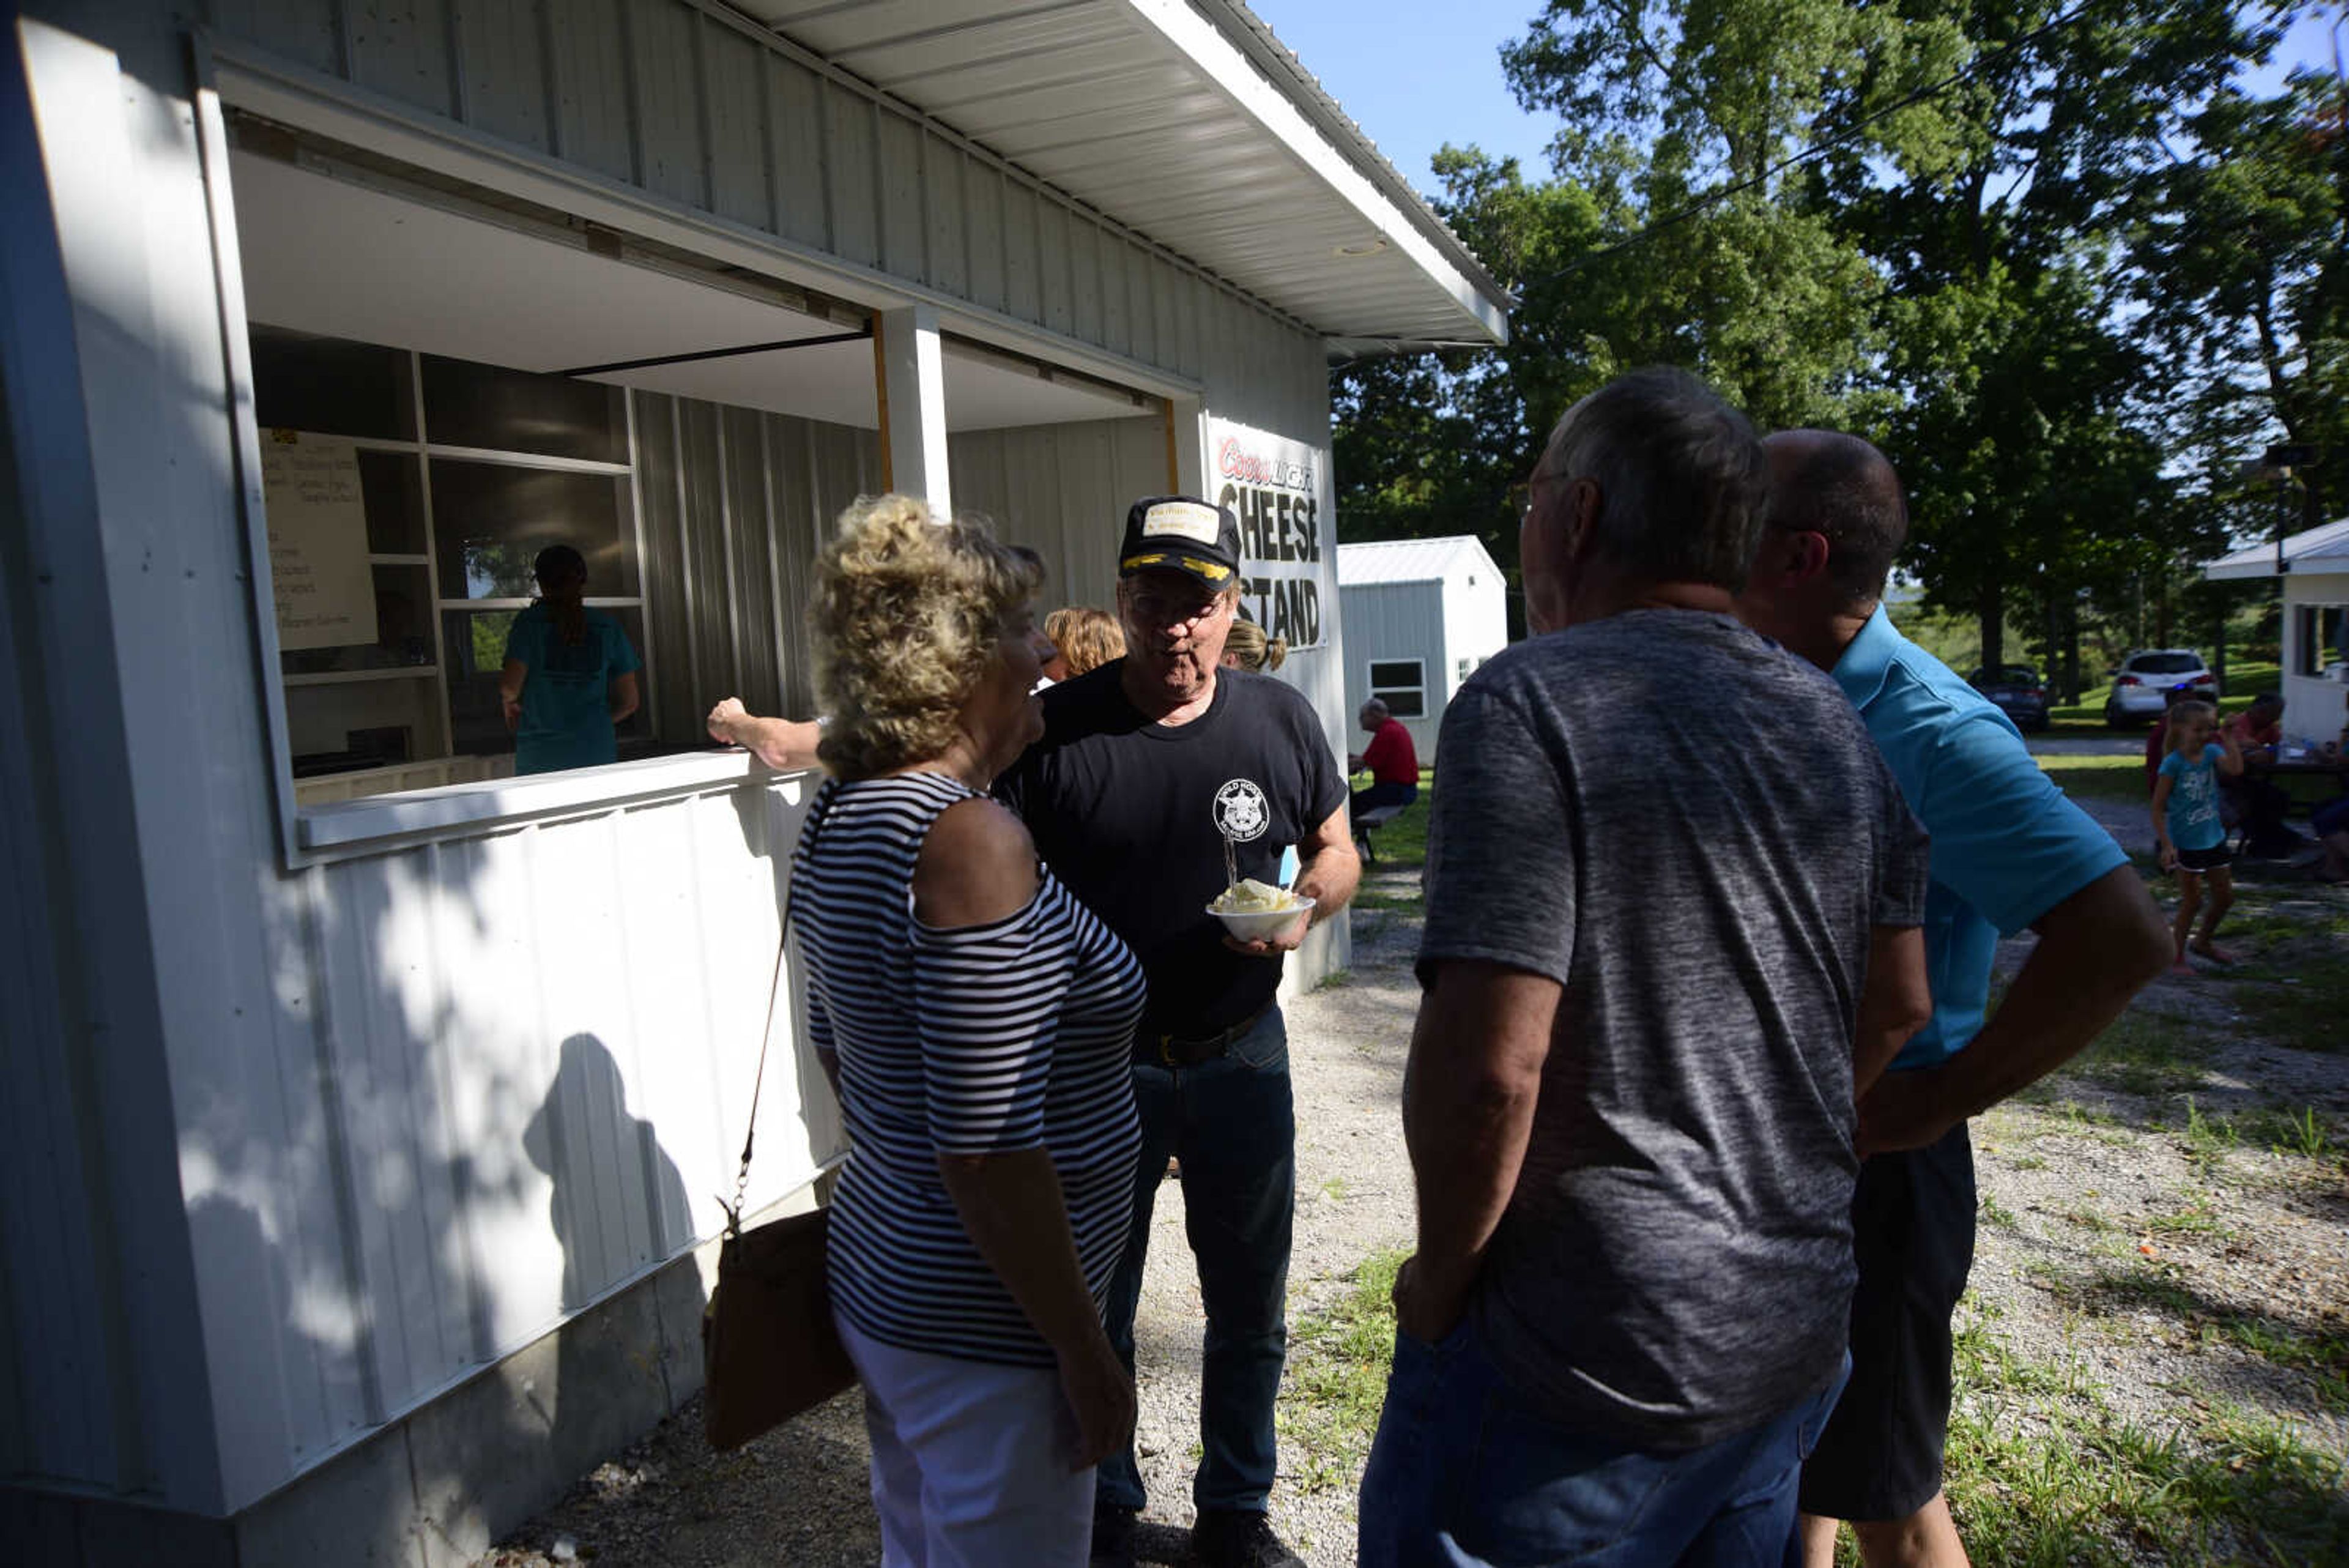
[223,115,1166,860]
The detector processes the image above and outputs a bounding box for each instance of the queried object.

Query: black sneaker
[1191,1509,1304,1568]
[1091,1503,1138,1568]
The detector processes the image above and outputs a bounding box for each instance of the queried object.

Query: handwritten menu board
[261,432,378,651]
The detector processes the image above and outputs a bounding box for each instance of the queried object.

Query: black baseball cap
[1118,496,1242,590]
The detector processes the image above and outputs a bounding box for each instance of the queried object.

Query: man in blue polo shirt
[1738,431,2172,1568]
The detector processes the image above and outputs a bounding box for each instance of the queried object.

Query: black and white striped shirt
[789,772,1145,1367]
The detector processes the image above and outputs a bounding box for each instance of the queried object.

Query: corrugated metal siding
[1341,580,1443,762]
[634,392,879,743]
[203,771,833,1507]
[743,0,1504,341]
[949,417,1167,607]
[195,0,1360,389]
[1437,567,1510,712]
[0,541,118,1495]
[15,0,1354,1515]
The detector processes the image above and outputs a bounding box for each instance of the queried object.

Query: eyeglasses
[1125,587,1230,626]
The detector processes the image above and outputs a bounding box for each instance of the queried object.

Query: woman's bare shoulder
[913,796,1039,928]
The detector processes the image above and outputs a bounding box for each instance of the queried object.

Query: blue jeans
[1096,1008,1295,1515]
[1358,1318,1848,1568]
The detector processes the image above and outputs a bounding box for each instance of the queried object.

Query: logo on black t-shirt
[1212,779,1271,842]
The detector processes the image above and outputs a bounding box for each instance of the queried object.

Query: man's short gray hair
[1539,366,1768,593]
[1360,698,1390,719]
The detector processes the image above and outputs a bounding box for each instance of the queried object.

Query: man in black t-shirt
[998,496,1357,1568]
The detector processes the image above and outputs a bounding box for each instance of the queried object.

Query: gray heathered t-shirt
[1419,609,1929,1450]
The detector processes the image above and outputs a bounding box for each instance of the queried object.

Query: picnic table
[2241,749,2348,825]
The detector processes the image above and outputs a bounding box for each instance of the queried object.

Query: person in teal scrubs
[499,544,641,775]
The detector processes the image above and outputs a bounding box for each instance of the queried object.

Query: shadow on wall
[191,1031,718,1568]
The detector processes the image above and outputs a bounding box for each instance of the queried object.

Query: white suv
[2104,649,2217,726]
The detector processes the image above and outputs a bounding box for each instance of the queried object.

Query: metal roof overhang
[731,0,1512,352]
[2203,518,2349,581]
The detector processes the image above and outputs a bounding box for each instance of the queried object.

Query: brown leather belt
[1140,1003,1274,1069]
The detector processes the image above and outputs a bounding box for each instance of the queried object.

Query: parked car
[1967,664,2050,730]
[2103,648,2217,726]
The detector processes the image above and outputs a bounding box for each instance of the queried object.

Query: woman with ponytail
[1219,618,1286,673]
[499,543,642,774]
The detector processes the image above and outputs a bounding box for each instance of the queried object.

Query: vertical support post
[875,305,951,515]
[1167,392,1207,497]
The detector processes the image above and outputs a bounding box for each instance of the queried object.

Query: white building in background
[0,4,1509,1562]
[2203,518,2349,735]
[1337,535,1510,761]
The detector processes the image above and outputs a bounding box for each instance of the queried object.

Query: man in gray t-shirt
[1359,368,1934,1568]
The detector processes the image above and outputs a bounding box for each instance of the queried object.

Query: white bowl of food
[1206,879,1314,942]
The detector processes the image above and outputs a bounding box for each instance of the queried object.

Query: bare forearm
[732,716,822,771]
[1404,1047,1538,1287]
[1293,842,1361,922]
[937,1148,1105,1355]
[1890,867,2167,1125]
[1853,925,1931,1098]
[1400,964,1555,1291]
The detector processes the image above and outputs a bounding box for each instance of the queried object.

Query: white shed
[1337,536,1510,760]
[2203,518,2349,738]
[1,5,1508,1562]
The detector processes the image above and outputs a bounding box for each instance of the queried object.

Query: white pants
[836,1313,1094,1567]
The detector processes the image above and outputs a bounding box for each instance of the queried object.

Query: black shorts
[1798,1122,1976,1522]
[2173,842,2233,874]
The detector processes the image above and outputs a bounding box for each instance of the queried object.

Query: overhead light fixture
[1334,237,1389,258]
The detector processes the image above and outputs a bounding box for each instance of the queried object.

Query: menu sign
[261,432,377,651]
[1208,418,1329,649]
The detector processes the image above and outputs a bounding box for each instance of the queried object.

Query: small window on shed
[1370,658,1426,718]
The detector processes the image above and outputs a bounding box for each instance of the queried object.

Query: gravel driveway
[476,880,1426,1568]
[478,852,2348,1567]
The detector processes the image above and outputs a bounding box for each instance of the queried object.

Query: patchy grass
[2068,1266,2349,1414]
[2181,1098,2240,1174]
[2145,1200,2227,1237]
[2239,1104,2336,1161]
[1314,968,1352,990]
[2071,1009,2214,1098]
[2230,947,2349,1054]
[1349,765,1433,872]
[1278,1249,1406,1496]
[1980,1195,2021,1231]
[1939,1299,2349,1565]
[2036,752,2153,803]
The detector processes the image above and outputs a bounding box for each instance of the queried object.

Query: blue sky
[1256,2,2347,200]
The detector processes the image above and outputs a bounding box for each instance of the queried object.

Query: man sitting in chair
[1349,698,1420,821]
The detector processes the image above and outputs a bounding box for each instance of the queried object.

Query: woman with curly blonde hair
[1042,606,1126,682]
[787,494,1145,1564]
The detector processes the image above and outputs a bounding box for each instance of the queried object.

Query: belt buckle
[1156,1033,1180,1069]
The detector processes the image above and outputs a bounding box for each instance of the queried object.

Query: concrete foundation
[4,1182,826,1568]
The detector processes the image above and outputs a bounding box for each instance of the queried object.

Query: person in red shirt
[2221,694,2301,858]
[1348,698,1420,819]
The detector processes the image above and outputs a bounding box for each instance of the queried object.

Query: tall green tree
[2130,68,2349,534]
[1337,0,2306,678]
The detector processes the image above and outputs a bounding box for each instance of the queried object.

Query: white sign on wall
[261,431,379,651]
[1209,418,1329,649]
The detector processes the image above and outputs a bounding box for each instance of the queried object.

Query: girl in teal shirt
[2151,699,2243,971]
[500,544,642,775]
